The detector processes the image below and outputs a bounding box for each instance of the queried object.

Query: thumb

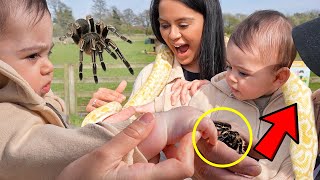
[115,80,127,93]
[106,112,155,159]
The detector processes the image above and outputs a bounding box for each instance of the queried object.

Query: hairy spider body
[60,15,133,83]
[214,121,245,154]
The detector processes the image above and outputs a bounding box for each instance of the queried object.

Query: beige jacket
[153,71,294,179]
[188,72,294,180]
[0,60,146,180]
[131,57,186,112]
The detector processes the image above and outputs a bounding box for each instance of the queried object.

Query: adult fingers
[115,80,127,94]
[95,88,126,103]
[190,80,210,96]
[180,82,192,105]
[171,79,185,92]
[57,113,155,180]
[103,106,136,123]
[197,139,262,177]
[170,86,182,106]
[105,113,156,159]
[149,132,200,179]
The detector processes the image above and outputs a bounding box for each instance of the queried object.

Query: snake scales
[81,45,317,179]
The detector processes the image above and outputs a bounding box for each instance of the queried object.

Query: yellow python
[82,45,317,179]
[281,72,317,179]
[81,45,174,126]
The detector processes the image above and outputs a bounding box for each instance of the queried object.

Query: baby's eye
[26,53,40,61]
[238,71,248,77]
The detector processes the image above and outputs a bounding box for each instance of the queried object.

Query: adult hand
[86,80,127,112]
[192,122,263,180]
[58,112,200,180]
[171,79,210,105]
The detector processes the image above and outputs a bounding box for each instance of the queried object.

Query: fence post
[68,64,77,115]
[63,64,70,116]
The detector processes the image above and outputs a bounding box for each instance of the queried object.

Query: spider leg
[105,39,134,75]
[91,39,98,83]
[86,15,95,33]
[103,45,117,59]
[97,45,106,71]
[79,39,85,80]
[96,21,103,35]
[106,25,132,44]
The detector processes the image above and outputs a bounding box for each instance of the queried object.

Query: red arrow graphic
[254,103,299,161]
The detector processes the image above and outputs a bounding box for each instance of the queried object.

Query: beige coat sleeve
[0,104,146,180]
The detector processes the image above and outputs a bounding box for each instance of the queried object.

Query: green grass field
[50,35,320,126]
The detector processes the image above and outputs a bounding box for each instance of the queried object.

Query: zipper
[46,102,68,128]
[240,100,261,137]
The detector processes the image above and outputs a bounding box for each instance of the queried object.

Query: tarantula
[60,15,134,83]
[214,121,245,154]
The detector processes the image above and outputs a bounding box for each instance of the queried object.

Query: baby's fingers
[197,117,218,146]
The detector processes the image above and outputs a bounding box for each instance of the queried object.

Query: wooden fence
[54,64,320,117]
[53,63,148,116]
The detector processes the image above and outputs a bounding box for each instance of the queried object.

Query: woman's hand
[171,79,210,106]
[86,80,127,112]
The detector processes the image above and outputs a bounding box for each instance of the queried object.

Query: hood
[0,60,66,127]
[0,60,44,105]
[210,72,233,96]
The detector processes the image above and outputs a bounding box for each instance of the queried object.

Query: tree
[223,13,246,35]
[91,0,108,20]
[121,8,136,34]
[134,10,151,35]
[48,0,74,37]
[109,6,122,30]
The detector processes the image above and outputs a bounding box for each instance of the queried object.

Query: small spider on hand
[214,121,246,154]
[60,15,134,83]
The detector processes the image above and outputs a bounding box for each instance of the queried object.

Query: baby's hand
[138,106,218,160]
[171,79,210,105]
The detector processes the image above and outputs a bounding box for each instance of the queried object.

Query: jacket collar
[0,60,66,127]
[0,60,45,105]
[167,57,185,83]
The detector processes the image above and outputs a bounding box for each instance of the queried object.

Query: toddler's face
[0,9,54,97]
[225,42,279,101]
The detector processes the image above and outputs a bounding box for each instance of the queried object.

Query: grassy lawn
[51,35,320,126]
[51,35,156,125]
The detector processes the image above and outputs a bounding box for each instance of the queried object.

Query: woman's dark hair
[150,0,226,80]
[0,0,50,35]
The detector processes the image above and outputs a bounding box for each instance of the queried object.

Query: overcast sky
[62,0,319,19]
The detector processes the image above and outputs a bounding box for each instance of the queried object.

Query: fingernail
[121,95,126,100]
[139,113,154,124]
[196,131,201,140]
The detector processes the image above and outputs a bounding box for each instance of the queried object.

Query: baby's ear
[274,67,290,87]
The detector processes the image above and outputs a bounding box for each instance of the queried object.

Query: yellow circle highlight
[192,107,253,168]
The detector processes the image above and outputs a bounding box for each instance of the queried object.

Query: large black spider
[214,121,245,154]
[60,15,134,83]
